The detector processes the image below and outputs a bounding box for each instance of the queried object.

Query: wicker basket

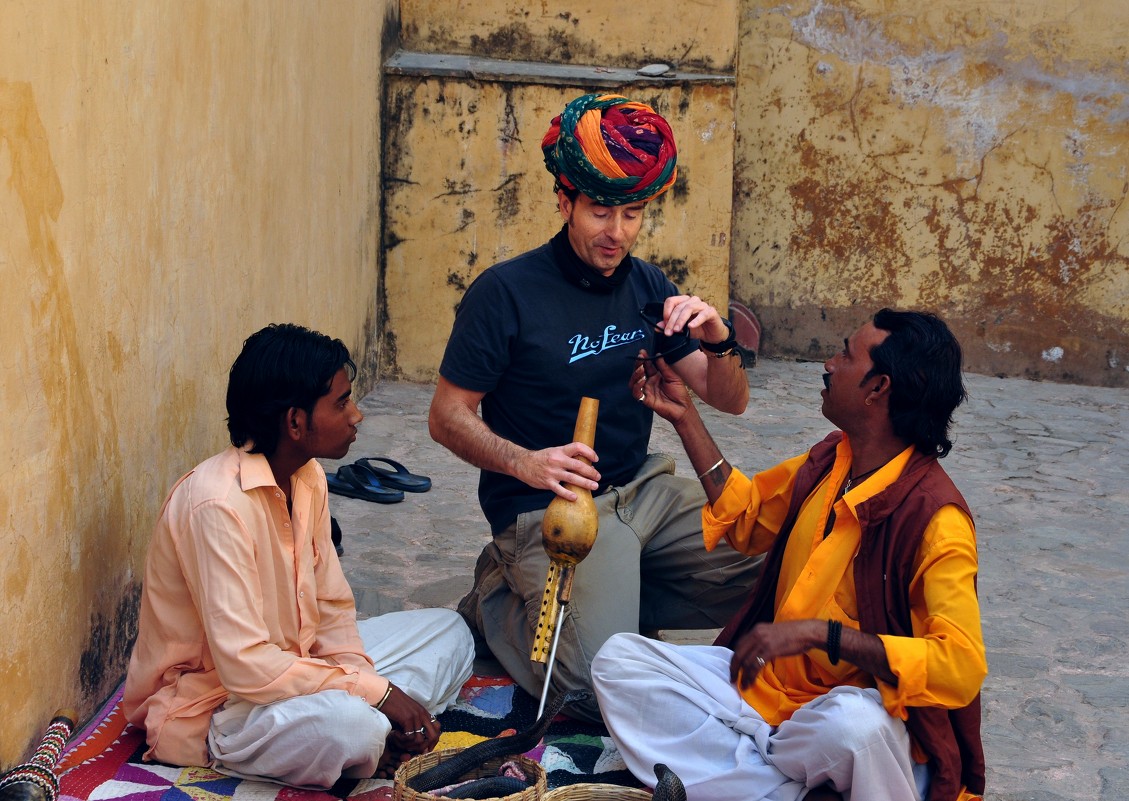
[392,748,546,801]
[542,785,653,800]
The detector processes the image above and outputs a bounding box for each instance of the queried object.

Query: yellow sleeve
[877,505,987,718]
[702,453,808,554]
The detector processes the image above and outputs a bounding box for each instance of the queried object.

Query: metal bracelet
[696,457,726,480]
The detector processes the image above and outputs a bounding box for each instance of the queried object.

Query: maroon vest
[714,432,985,801]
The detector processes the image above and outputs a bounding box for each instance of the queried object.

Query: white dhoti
[591,633,927,801]
[207,608,474,788]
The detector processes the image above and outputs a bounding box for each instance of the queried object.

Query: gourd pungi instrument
[530,397,600,718]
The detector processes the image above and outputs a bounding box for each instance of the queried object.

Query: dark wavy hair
[554,180,581,202]
[226,323,355,458]
[866,309,966,458]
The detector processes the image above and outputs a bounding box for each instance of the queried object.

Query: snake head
[653,763,687,801]
[405,689,596,793]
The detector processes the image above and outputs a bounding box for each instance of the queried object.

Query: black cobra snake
[650,764,688,801]
[406,690,687,800]
[407,690,589,795]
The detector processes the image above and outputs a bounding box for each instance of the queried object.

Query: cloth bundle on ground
[56,675,638,801]
[541,93,678,205]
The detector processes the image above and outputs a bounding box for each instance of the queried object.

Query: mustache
[822,373,831,389]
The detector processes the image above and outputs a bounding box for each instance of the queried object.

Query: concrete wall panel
[733,0,1129,385]
[382,78,735,381]
[400,0,739,73]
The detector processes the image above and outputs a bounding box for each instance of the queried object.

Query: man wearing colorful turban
[429,93,761,722]
[541,93,679,205]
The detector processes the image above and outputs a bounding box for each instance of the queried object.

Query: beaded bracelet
[827,619,842,666]
[375,683,393,710]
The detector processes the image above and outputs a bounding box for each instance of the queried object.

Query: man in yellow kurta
[592,309,986,801]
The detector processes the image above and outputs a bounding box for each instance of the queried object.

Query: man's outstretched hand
[631,349,696,427]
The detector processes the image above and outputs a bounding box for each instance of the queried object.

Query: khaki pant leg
[477,453,762,722]
[480,479,644,723]
[623,457,763,631]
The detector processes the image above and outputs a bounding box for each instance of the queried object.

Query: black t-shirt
[439,236,698,533]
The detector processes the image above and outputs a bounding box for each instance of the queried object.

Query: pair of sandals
[327,457,432,504]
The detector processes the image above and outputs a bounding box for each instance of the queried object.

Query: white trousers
[591,633,927,801]
[207,608,474,788]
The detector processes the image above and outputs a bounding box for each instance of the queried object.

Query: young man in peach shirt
[124,324,473,788]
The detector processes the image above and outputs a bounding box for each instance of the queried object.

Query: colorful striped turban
[541,93,678,205]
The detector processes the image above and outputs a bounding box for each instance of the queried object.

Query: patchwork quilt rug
[57,676,640,801]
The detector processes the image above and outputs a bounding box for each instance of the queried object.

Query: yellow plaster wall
[0,1,394,763]
[382,79,736,381]
[400,0,739,72]
[732,0,1129,385]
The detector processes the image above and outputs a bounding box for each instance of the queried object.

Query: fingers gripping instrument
[531,397,600,663]
[0,709,76,801]
[531,398,599,717]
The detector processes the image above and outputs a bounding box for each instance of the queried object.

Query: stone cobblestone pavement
[323,358,1129,801]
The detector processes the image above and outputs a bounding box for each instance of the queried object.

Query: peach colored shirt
[703,437,986,730]
[123,447,388,767]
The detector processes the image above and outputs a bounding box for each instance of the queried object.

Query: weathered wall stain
[79,583,141,699]
[655,257,691,288]
[0,80,129,755]
[400,1,739,73]
[733,0,1129,385]
[493,175,523,224]
[378,79,421,381]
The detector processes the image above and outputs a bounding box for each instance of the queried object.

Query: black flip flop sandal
[352,457,432,493]
[326,464,405,504]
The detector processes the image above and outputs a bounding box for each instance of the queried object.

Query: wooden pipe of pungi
[0,709,77,801]
[532,397,600,718]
